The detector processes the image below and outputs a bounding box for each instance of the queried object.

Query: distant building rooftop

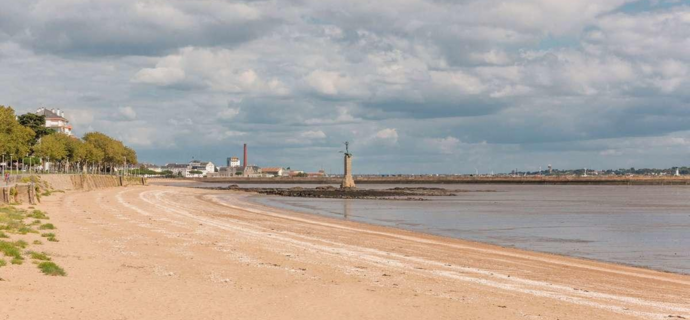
[35,108,67,120]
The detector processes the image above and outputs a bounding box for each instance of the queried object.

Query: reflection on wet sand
[343,199,351,220]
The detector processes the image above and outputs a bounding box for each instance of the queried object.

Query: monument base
[341,175,356,189]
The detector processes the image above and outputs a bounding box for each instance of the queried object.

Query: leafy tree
[32,133,68,163]
[123,146,137,165]
[82,142,104,164]
[83,132,136,172]
[83,132,122,164]
[0,106,35,159]
[66,138,86,163]
[17,113,55,145]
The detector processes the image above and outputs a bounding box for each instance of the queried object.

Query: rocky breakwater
[211,185,495,201]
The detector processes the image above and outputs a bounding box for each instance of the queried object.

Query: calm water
[157,181,690,274]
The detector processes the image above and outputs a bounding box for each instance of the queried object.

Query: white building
[262,167,284,177]
[189,160,216,177]
[35,108,72,136]
[164,163,191,177]
[227,157,241,168]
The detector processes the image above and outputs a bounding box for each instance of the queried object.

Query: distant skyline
[2,0,690,174]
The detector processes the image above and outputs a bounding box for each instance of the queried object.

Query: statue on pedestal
[341,142,356,189]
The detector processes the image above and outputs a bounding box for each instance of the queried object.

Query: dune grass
[27,210,49,220]
[0,240,23,264]
[28,251,51,261]
[40,233,58,242]
[14,240,28,248]
[39,223,55,230]
[38,262,66,276]
[0,206,38,235]
[0,205,65,276]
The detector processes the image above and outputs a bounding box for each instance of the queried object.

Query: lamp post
[10,154,15,184]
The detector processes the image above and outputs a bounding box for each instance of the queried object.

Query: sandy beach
[2,185,689,320]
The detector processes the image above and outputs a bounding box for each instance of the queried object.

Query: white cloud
[428,136,461,154]
[430,70,485,94]
[224,130,246,138]
[375,128,399,144]
[305,70,352,96]
[132,67,185,86]
[301,130,327,139]
[218,107,240,120]
[118,106,137,120]
[304,106,362,125]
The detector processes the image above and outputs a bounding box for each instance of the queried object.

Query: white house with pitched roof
[35,108,72,136]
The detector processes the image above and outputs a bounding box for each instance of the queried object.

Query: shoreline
[242,192,689,276]
[2,185,688,319]
[180,176,690,185]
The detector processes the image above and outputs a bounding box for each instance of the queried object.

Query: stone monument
[341,141,356,189]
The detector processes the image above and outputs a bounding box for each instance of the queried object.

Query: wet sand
[247,183,690,274]
[2,185,689,319]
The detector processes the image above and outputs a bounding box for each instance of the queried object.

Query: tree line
[1,106,137,174]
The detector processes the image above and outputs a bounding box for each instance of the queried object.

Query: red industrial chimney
[243,143,247,169]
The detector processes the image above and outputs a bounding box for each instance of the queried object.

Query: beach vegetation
[0,204,65,276]
[28,251,51,261]
[0,240,23,261]
[41,233,58,242]
[38,262,66,276]
[17,226,37,234]
[14,240,28,248]
[27,210,48,219]
[39,223,55,230]
[0,206,38,235]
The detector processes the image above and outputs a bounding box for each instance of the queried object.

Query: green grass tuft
[27,210,49,220]
[17,226,37,234]
[40,232,59,242]
[28,251,51,261]
[0,240,23,260]
[0,231,7,238]
[33,240,42,245]
[39,223,55,230]
[0,259,6,267]
[38,262,66,276]
[10,257,23,265]
[14,240,28,248]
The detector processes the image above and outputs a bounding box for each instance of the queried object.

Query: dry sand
[1,185,689,319]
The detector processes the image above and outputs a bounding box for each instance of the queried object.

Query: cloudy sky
[1,0,689,174]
